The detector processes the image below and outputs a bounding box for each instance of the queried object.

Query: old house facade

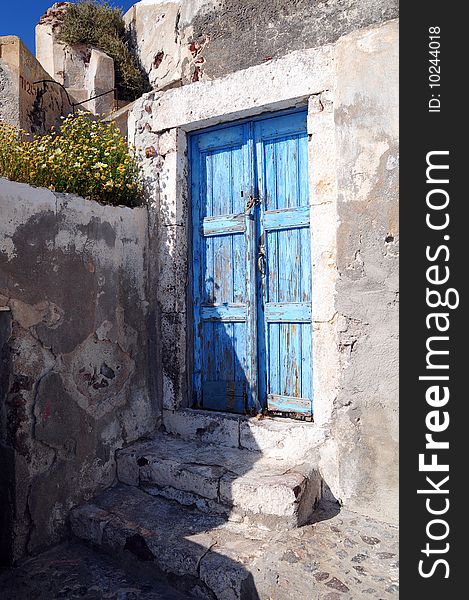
[0,1,398,598]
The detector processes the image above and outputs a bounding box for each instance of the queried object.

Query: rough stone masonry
[0,180,157,562]
[0,36,72,134]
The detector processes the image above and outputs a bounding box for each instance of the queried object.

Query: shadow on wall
[115,242,265,596]
[80,192,266,595]
[0,184,154,565]
[0,309,13,565]
[114,434,264,598]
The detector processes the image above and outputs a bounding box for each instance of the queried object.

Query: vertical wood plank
[284,136,298,209]
[233,233,246,303]
[264,140,276,210]
[268,323,280,397]
[301,323,312,400]
[298,132,309,207]
[203,236,214,304]
[299,226,312,303]
[275,137,286,210]
[213,235,233,303]
[202,322,214,381]
[266,230,278,304]
[211,148,232,215]
[231,145,245,215]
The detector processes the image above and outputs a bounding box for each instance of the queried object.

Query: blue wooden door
[254,112,313,417]
[190,110,312,418]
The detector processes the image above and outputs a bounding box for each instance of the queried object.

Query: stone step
[70,484,271,600]
[162,408,325,460]
[0,539,190,600]
[116,431,322,530]
[66,484,401,600]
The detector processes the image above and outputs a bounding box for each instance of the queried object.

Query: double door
[190,110,312,418]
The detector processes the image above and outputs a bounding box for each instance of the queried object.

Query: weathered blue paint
[200,305,248,321]
[201,214,246,236]
[262,206,310,231]
[190,109,312,417]
[264,303,311,323]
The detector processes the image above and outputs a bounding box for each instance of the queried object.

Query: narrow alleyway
[0,501,398,600]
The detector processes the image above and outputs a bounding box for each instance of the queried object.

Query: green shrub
[0,114,143,207]
[59,0,149,101]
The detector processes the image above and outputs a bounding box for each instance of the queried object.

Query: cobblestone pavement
[256,503,399,599]
[0,541,188,600]
[0,504,398,600]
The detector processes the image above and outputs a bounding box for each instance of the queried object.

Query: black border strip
[400,4,465,596]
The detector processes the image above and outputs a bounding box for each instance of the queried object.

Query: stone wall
[0,179,158,563]
[324,20,399,524]
[124,0,398,91]
[126,18,399,525]
[35,4,116,116]
[0,36,72,134]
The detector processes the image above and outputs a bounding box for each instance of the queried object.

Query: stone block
[239,417,324,460]
[219,471,306,518]
[163,408,240,448]
[115,430,322,529]
[84,48,115,116]
[147,45,334,133]
[124,0,187,91]
[140,459,223,501]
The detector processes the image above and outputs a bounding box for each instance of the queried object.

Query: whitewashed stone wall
[0,36,72,134]
[35,4,115,116]
[124,0,398,91]
[0,181,158,562]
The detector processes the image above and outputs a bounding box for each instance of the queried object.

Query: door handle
[258,245,266,277]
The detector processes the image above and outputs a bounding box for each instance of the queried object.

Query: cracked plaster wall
[320,20,399,524]
[0,180,158,563]
[124,0,398,92]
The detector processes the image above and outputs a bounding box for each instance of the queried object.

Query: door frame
[144,46,338,429]
[188,108,310,417]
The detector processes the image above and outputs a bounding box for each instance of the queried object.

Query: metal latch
[245,195,259,214]
[258,243,266,276]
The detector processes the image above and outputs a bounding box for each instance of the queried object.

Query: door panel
[191,123,258,413]
[191,110,312,417]
[254,111,313,417]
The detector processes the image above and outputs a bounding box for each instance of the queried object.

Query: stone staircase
[70,411,324,599]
